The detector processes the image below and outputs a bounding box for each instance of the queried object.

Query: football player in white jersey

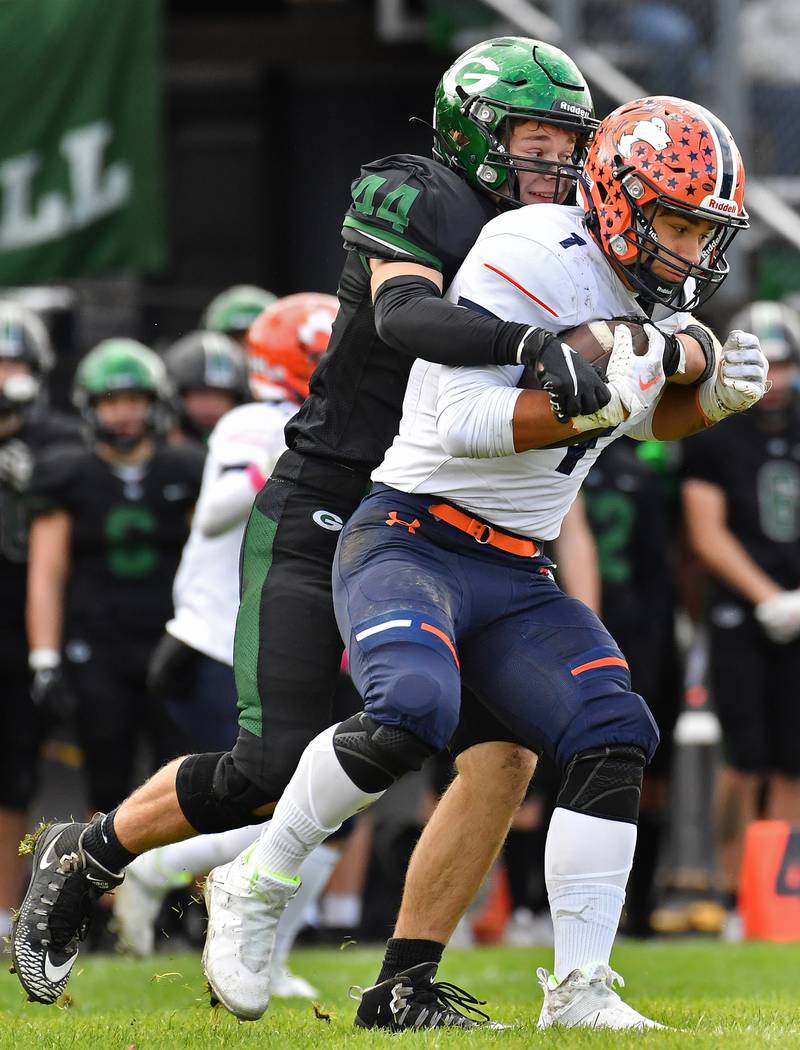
[113,295,341,997]
[203,96,767,1028]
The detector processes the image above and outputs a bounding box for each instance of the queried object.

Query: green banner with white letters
[0,0,164,284]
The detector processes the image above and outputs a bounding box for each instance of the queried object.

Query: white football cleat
[202,861,299,1021]
[112,851,191,957]
[537,963,666,1030]
[270,967,319,999]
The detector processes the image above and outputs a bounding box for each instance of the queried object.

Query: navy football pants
[333,486,659,769]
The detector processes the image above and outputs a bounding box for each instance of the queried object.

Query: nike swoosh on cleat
[39,837,61,871]
[639,373,663,391]
[44,951,77,983]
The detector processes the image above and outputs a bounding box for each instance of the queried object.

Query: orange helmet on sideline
[578,95,748,311]
[246,292,339,403]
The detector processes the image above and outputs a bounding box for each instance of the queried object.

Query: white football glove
[697,330,769,423]
[572,322,666,433]
[755,589,800,644]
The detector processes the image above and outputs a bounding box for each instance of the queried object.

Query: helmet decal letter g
[442,56,500,95]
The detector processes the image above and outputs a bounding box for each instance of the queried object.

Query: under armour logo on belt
[385,511,420,534]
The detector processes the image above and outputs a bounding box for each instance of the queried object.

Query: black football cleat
[353,962,508,1030]
[11,818,124,1004]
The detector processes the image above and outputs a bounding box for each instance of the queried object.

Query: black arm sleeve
[373,274,551,368]
[680,324,717,385]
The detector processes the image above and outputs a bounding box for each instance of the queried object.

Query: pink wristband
[246,463,267,492]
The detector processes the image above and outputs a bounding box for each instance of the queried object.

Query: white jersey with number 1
[373,203,692,541]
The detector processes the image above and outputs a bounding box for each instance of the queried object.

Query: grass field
[1,941,799,1049]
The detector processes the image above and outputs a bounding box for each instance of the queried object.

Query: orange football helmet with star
[578,95,748,311]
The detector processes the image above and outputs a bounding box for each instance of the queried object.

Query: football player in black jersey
[25,340,204,824]
[0,303,82,945]
[11,39,711,1014]
[682,301,800,932]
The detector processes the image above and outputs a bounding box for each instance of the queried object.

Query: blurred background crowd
[2,0,800,976]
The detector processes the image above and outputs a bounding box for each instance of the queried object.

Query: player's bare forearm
[26,576,65,651]
[554,496,601,612]
[650,383,711,440]
[512,388,588,450]
[697,529,781,605]
[682,480,782,605]
[26,512,71,650]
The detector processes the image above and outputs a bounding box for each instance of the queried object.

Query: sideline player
[202,96,765,1029]
[24,341,204,819]
[11,37,622,1008]
[682,300,800,930]
[0,304,81,942]
[114,295,342,998]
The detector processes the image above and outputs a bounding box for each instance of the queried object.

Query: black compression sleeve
[680,324,717,385]
[373,274,539,367]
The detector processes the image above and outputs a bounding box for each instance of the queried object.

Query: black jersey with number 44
[28,442,205,639]
[284,154,496,474]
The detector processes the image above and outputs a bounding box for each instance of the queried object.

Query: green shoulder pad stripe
[343,216,442,271]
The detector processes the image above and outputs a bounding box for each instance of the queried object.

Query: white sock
[230,725,383,888]
[271,844,339,972]
[545,807,637,981]
[142,824,266,887]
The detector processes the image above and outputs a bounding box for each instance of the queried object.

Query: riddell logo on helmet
[552,100,590,118]
[702,196,738,215]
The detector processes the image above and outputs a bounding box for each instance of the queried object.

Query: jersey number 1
[352,175,419,234]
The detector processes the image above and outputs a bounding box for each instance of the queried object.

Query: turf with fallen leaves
[1,941,798,1048]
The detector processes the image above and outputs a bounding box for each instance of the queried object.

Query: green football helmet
[433,37,598,206]
[73,339,171,448]
[201,285,277,336]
